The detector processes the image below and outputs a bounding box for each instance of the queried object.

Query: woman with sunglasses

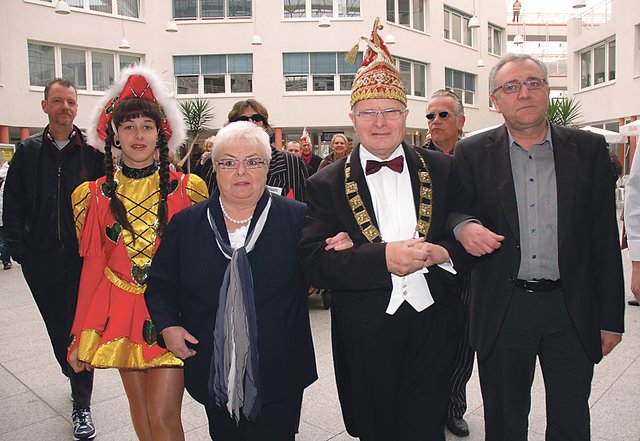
[67,65,208,440]
[145,121,318,440]
[225,99,309,202]
[317,133,349,171]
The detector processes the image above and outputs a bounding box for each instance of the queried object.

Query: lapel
[486,126,520,240]
[550,124,577,250]
[403,143,424,230]
[349,145,381,235]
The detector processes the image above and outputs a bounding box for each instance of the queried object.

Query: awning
[580,126,627,143]
[620,120,640,137]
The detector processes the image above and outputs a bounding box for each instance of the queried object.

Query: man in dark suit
[425,89,474,438]
[453,54,624,440]
[298,18,472,441]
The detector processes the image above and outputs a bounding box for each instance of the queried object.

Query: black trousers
[205,392,303,441]
[332,301,458,441]
[448,275,475,420]
[21,249,94,410]
[479,287,593,441]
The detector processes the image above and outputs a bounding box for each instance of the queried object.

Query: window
[444,7,473,47]
[445,68,475,106]
[397,58,427,98]
[174,0,251,19]
[63,0,139,17]
[283,0,360,18]
[579,38,615,89]
[283,52,362,92]
[488,24,503,56]
[387,0,426,31]
[27,42,141,91]
[174,54,253,95]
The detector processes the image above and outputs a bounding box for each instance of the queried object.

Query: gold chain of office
[343,152,433,243]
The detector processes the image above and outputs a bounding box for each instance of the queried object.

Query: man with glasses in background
[299,18,475,441]
[452,53,624,440]
[425,89,474,438]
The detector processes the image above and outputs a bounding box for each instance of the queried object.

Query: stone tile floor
[1,250,639,440]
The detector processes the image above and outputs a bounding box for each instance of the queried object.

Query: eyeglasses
[234,114,265,123]
[215,158,267,170]
[354,108,406,121]
[426,111,451,120]
[492,78,547,95]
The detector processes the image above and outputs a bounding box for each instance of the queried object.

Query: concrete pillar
[0,125,8,144]
[20,127,30,141]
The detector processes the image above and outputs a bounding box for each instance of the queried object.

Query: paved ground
[1,246,640,440]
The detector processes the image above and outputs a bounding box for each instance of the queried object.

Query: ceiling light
[468,15,480,29]
[476,58,486,67]
[54,0,71,14]
[118,38,130,49]
[385,34,396,45]
[572,0,586,8]
[513,34,524,44]
[251,35,263,46]
[165,20,178,32]
[318,15,331,28]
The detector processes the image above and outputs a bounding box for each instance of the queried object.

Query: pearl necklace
[219,198,253,225]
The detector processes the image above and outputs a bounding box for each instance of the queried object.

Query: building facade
[566,0,639,170]
[1,0,507,156]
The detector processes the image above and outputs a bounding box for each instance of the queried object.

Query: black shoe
[446,416,470,437]
[72,407,96,440]
[628,299,640,306]
[3,261,11,270]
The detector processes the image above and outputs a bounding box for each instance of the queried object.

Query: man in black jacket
[3,78,104,440]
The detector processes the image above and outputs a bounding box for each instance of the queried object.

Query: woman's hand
[325,231,354,251]
[161,326,199,360]
[68,348,93,373]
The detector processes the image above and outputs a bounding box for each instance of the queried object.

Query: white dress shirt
[359,145,441,315]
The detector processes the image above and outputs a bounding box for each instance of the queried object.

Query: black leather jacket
[2,126,104,261]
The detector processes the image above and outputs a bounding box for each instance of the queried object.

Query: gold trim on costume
[104,267,146,294]
[77,329,183,369]
[344,150,433,243]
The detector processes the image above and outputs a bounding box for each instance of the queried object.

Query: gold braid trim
[344,150,433,243]
[104,267,146,294]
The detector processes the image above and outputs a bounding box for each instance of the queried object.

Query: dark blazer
[145,191,317,406]
[299,142,473,335]
[453,123,625,363]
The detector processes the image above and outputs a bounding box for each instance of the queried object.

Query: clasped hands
[324,232,450,277]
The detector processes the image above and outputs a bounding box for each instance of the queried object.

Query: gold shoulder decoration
[185,174,209,204]
[72,181,93,239]
[344,150,433,243]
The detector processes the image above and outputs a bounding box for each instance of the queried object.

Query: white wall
[0,0,507,141]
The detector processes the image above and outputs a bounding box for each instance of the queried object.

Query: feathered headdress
[87,64,186,154]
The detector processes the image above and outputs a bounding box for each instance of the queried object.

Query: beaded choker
[344,150,433,242]
[220,198,253,225]
[121,162,158,179]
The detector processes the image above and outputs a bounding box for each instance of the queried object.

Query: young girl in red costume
[68,65,208,440]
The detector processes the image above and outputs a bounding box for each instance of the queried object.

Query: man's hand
[413,242,450,267]
[386,238,432,276]
[325,231,354,251]
[601,332,622,356]
[68,348,93,373]
[458,222,505,256]
[630,261,640,302]
[161,326,199,360]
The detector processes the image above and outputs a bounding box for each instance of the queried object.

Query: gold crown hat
[87,64,187,155]
[348,17,407,108]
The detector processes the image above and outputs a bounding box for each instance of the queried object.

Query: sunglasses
[426,111,451,120]
[235,114,265,123]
